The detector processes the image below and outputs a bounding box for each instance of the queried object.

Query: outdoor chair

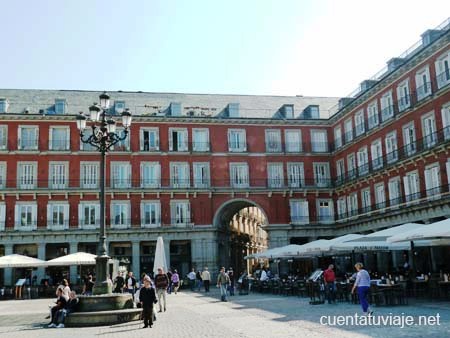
[271,280,281,295]
[281,281,293,296]
[296,281,308,297]
[261,281,270,293]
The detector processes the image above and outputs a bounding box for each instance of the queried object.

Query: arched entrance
[213,199,269,275]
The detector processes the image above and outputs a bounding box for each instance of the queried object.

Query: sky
[1,0,450,97]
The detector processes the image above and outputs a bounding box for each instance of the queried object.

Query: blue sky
[1,0,450,97]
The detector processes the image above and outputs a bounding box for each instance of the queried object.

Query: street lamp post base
[94,255,112,295]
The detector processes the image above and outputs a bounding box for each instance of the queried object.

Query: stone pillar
[207,239,219,280]
[191,238,203,269]
[131,241,140,280]
[4,243,13,286]
[69,242,78,285]
[164,239,171,271]
[36,243,46,285]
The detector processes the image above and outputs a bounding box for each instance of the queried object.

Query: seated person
[55,291,79,328]
[48,287,67,328]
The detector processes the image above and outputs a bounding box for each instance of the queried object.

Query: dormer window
[114,101,125,115]
[284,105,294,118]
[228,103,240,118]
[55,99,66,114]
[0,99,9,113]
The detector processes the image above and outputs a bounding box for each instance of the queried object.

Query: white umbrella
[298,234,364,257]
[253,244,304,259]
[153,236,168,275]
[46,252,97,266]
[0,254,47,268]
[388,219,450,243]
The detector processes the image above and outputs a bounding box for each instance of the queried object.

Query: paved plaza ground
[0,289,449,338]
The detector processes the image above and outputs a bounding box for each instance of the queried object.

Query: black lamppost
[76,92,132,294]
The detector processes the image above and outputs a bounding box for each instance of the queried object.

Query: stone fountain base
[65,293,142,327]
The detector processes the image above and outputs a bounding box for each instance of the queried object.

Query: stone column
[164,239,171,271]
[131,241,140,280]
[69,242,78,285]
[207,239,219,280]
[36,242,46,285]
[191,238,203,269]
[3,243,13,286]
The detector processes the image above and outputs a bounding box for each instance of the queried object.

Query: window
[0,99,9,113]
[317,200,334,222]
[361,188,371,213]
[112,127,129,151]
[354,110,365,136]
[228,129,247,152]
[447,159,450,188]
[47,203,69,230]
[285,129,302,152]
[334,127,342,149]
[0,162,5,189]
[367,101,379,129]
[336,159,345,183]
[230,163,249,188]
[441,103,450,140]
[346,193,358,217]
[192,129,210,152]
[141,201,161,227]
[385,132,398,163]
[337,198,347,219]
[421,112,437,148]
[403,171,420,202]
[265,129,282,152]
[380,91,394,122]
[344,119,353,143]
[14,203,37,230]
[388,177,402,206]
[375,183,386,209]
[313,162,330,187]
[54,99,66,114]
[311,130,328,152]
[114,101,125,115]
[81,162,99,189]
[78,202,100,228]
[80,128,96,151]
[111,162,131,188]
[170,162,190,188]
[435,50,450,89]
[111,202,130,228]
[424,163,441,198]
[18,126,38,150]
[402,123,416,156]
[0,203,5,231]
[347,153,356,178]
[267,163,284,188]
[397,79,411,112]
[140,162,161,188]
[170,200,190,225]
[193,162,210,188]
[290,200,309,224]
[17,162,37,189]
[140,128,159,151]
[415,67,431,101]
[169,128,188,151]
[49,127,70,151]
[287,162,304,188]
[0,125,7,150]
[357,147,369,175]
[49,162,68,189]
[371,139,383,170]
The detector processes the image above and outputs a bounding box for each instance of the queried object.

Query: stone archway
[213,199,269,274]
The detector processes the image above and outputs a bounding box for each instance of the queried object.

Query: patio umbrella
[297,234,364,257]
[45,252,97,266]
[253,244,304,259]
[0,254,47,268]
[153,236,168,275]
[388,219,450,243]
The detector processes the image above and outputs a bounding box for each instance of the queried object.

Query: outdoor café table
[375,284,405,306]
[438,281,450,299]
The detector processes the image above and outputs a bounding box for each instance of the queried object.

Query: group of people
[48,279,79,328]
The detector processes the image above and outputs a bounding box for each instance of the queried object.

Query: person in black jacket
[48,287,67,328]
[139,276,157,328]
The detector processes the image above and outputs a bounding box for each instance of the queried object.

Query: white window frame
[388,177,402,207]
[375,183,386,209]
[287,162,304,188]
[170,200,191,226]
[140,127,160,151]
[49,161,68,189]
[267,163,284,188]
[380,90,394,122]
[192,128,210,152]
[357,147,369,176]
[229,163,249,188]
[347,153,356,178]
[347,193,358,217]
[337,198,347,219]
[47,202,69,230]
[336,159,345,183]
[193,162,210,188]
[49,126,70,151]
[112,127,130,151]
[385,131,398,164]
[169,128,188,152]
[402,122,416,156]
[313,162,330,188]
[111,162,132,189]
[371,139,383,170]
[54,99,66,114]
[403,170,420,203]
[361,188,371,213]
[0,125,7,150]
[289,199,309,224]
[367,101,379,129]
[140,162,161,188]
[17,161,37,189]
[18,125,38,150]
[140,200,161,228]
[421,111,437,148]
[0,203,5,231]
[78,202,100,229]
[0,162,6,189]
[435,50,450,89]
[415,66,432,101]
[354,110,365,136]
[334,126,342,149]
[424,162,441,199]
[228,129,247,152]
[441,102,450,140]
[397,79,411,112]
[285,129,302,152]
[170,162,190,188]
[0,99,9,113]
[317,199,334,223]
[311,129,328,152]
[110,201,130,229]
[14,202,37,230]
[344,119,353,143]
[80,161,99,189]
[265,129,282,152]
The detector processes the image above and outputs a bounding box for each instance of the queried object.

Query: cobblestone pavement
[0,290,449,338]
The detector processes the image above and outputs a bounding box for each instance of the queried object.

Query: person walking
[196,270,203,291]
[125,271,137,296]
[201,267,211,292]
[323,264,336,304]
[171,270,180,294]
[351,262,373,316]
[227,268,235,296]
[139,276,157,328]
[154,267,169,312]
[216,267,230,302]
[187,268,196,291]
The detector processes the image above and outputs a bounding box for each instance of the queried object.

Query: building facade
[1,19,450,285]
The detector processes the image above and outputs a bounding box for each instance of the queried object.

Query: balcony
[416,81,432,102]
[110,219,132,229]
[310,141,329,153]
[381,105,395,122]
[344,131,353,144]
[397,94,411,112]
[355,124,365,137]
[367,114,379,130]
[436,70,450,90]
[49,138,70,151]
[79,221,100,230]
[18,138,38,151]
[191,142,210,152]
[47,221,70,231]
[284,142,303,153]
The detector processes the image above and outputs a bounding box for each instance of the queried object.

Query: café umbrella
[45,252,97,266]
[0,254,47,268]
[153,236,168,275]
[387,218,450,243]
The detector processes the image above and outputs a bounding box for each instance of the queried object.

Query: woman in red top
[323,264,336,304]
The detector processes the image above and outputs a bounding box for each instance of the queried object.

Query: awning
[0,254,48,268]
[388,218,450,243]
[46,252,97,266]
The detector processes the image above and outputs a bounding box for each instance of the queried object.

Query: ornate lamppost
[76,92,132,294]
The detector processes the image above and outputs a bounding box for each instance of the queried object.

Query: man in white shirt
[201,267,211,292]
[187,268,196,291]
